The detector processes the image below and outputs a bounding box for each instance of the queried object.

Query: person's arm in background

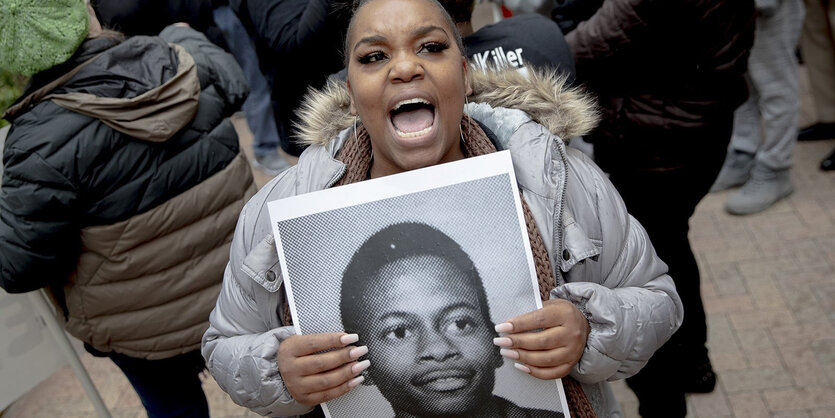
[565,0,662,71]
[550,0,605,34]
[229,0,347,55]
[0,132,80,293]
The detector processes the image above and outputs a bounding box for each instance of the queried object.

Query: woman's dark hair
[342,0,465,67]
[438,0,476,24]
[340,222,492,332]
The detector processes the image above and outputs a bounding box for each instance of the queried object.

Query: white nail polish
[514,363,531,374]
[348,375,365,388]
[352,359,371,374]
[500,348,519,359]
[349,345,368,359]
[493,337,512,347]
[340,333,359,345]
[494,322,513,333]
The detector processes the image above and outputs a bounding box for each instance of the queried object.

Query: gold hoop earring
[355,115,373,161]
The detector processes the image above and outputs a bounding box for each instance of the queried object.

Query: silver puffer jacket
[202,69,684,417]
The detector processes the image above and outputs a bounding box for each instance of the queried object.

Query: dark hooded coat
[0,26,255,359]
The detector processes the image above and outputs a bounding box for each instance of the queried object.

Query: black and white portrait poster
[268,151,570,418]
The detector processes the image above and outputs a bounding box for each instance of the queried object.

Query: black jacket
[93,0,229,49]
[0,26,256,359]
[1,27,248,293]
[565,0,756,140]
[231,0,350,155]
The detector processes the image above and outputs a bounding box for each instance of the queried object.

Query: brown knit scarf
[285,115,596,418]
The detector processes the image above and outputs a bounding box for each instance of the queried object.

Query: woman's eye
[358,51,386,64]
[420,42,449,54]
[383,325,413,340]
[443,317,476,335]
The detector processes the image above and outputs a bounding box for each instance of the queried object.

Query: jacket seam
[107,157,248,257]
[5,146,77,192]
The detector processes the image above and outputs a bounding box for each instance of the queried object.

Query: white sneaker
[725,166,793,215]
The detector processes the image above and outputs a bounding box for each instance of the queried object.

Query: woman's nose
[389,53,424,83]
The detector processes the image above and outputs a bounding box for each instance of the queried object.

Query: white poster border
[267,151,570,417]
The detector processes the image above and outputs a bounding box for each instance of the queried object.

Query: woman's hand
[277,333,370,405]
[492,299,590,380]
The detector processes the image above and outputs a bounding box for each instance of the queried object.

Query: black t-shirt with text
[464,13,575,84]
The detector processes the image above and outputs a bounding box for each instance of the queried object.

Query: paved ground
[3,65,834,417]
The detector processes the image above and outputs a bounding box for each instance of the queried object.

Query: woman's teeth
[390,97,435,137]
[392,97,430,111]
[395,125,433,138]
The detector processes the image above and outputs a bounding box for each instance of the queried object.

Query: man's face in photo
[356,254,502,416]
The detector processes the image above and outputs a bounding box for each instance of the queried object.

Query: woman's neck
[368,140,467,179]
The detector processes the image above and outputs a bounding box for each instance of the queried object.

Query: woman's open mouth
[389,98,436,140]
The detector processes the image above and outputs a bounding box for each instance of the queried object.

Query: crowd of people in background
[0,0,833,417]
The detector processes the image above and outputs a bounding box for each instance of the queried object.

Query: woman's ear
[463,57,473,96]
[347,80,357,115]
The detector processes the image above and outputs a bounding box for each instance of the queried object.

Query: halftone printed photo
[268,151,570,418]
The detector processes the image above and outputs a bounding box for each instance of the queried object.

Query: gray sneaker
[253,151,291,176]
[710,150,754,192]
[724,166,793,215]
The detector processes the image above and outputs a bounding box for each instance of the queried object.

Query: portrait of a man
[341,222,559,418]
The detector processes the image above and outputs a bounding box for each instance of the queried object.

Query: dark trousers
[592,115,733,417]
[108,349,210,418]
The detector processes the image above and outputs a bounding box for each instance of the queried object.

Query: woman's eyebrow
[353,34,386,52]
[411,25,447,38]
[352,25,448,53]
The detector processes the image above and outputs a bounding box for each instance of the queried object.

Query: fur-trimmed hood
[294,68,599,146]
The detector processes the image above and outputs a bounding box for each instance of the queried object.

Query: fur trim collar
[295,68,599,146]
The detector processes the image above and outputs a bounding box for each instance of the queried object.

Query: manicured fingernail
[340,333,359,345]
[493,337,512,347]
[348,375,365,388]
[514,363,531,374]
[349,345,368,359]
[500,348,519,359]
[494,322,513,333]
[352,359,371,374]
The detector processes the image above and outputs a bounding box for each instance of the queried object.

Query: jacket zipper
[553,138,568,287]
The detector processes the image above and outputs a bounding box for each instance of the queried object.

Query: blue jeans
[212,6,280,157]
[109,350,209,418]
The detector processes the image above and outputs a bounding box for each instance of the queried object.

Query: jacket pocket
[242,234,282,293]
[559,220,602,272]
